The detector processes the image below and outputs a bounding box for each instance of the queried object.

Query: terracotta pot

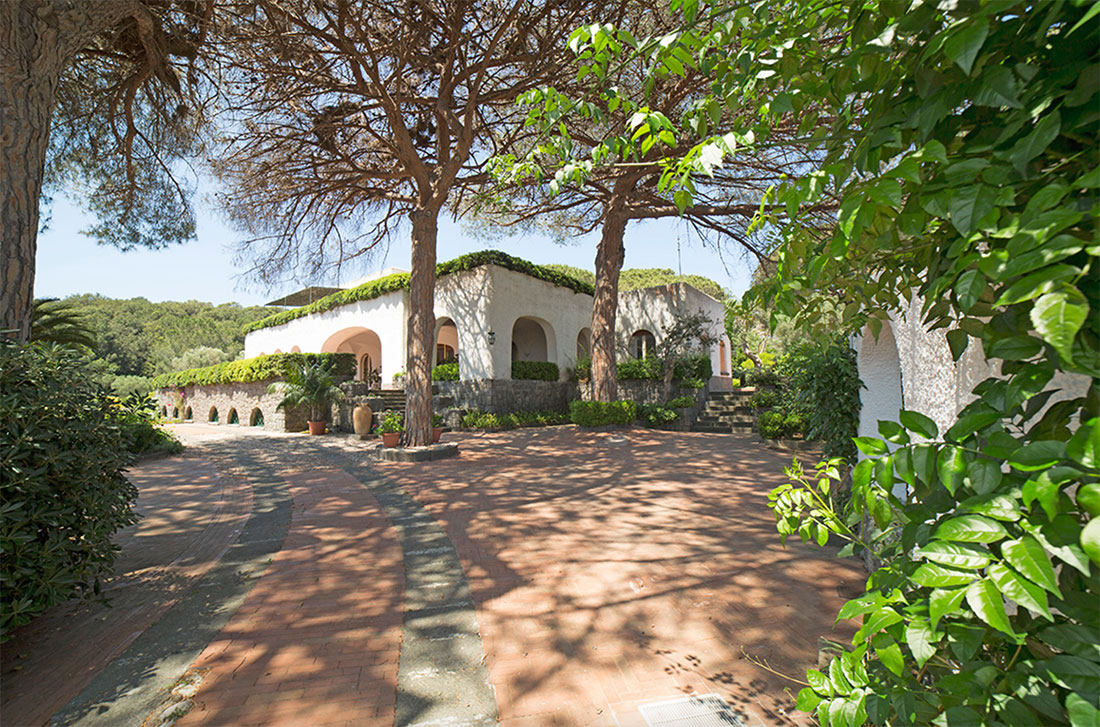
[432,427,443,444]
[307,420,327,435]
[381,432,401,448]
[353,404,373,436]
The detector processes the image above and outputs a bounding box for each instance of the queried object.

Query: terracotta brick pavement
[1,455,252,727]
[382,428,864,727]
[176,467,404,727]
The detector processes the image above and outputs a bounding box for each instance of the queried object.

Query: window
[631,330,656,359]
[436,343,456,363]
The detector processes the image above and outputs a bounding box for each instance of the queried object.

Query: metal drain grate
[638,695,744,726]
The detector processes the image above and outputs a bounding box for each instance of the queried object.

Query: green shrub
[460,409,570,430]
[431,362,459,381]
[111,375,155,399]
[639,404,680,427]
[617,355,662,380]
[673,353,712,382]
[569,400,637,427]
[745,367,783,389]
[244,251,594,334]
[748,388,782,409]
[511,360,559,381]
[570,356,591,381]
[666,395,695,408]
[113,393,184,457]
[678,377,707,389]
[151,352,355,389]
[1,342,140,638]
[757,410,787,439]
[374,410,403,434]
[777,340,860,459]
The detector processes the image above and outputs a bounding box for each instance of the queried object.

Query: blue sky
[35,190,758,307]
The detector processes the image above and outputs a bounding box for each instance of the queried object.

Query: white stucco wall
[434,267,494,381]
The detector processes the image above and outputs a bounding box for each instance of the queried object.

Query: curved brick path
[3,424,862,727]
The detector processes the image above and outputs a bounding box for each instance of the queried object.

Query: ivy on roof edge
[244,250,595,334]
[152,352,355,388]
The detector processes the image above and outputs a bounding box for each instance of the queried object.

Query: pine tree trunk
[404,209,438,446]
[590,214,628,403]
[589,181,633,402]
[0,3,65,342]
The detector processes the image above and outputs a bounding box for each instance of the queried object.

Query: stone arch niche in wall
[185,406,193,420]
[209,406,219,423]
[434,317,459,366]
[858,320,904,440]
[228,408,239,425]
[630,329,656,359]
[321,327,382,383]
[250,408,264,427]
[290,345,301,353]
[273,348,283,354]
[511,316,556,363]
[576,327,592,361]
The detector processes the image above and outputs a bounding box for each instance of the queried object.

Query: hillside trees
[489,15,830,401]
[1,0,213,341]
[211,0,622,445]
[606,0,1099,724]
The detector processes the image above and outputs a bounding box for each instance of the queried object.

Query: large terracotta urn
[353,404,373,437]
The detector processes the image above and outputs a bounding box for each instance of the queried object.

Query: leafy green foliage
[152,353,354,388]
[111,393,183,457]
[569,400,637,427]
[268,360,347,422]
[667,395,696,408]
[542,265,728,300]
[617,355,662,380]
[459,409,571,430]
[748,388,782,410]
[432,362,460,381]
[779,341,862,460]
[110,375,156,399]
[511,361,560,381]
[0,342,139,638]
[245,251,595,334]
[374,410,404,434]
[639,403,680,428]
[30,299,96,350]
[758,410,806,440]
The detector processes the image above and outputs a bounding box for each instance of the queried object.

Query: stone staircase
[693,389,755,434]
[371,389,406,413]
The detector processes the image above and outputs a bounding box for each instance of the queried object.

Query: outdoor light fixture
[487,330,496,345]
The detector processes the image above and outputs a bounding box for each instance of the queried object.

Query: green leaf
[994,263,1080,306]
[1002,536,1062,595]
[900,410,939,440]
[1067,418,1099,470]
[948,184,997,237]
[879,420,910,445]
[807,668,833,697]
[965,578,1015,635]
[956,270,985,312]
[872,633,905,676]
[855,437,889,456]
[1009,440,1067,471]
[1010,111,1061,173]
[947,329,970,361]
[905,618,938,668]
[929,586,967,629]
[918,540,992,569]
[1078,483,1100,518]
[1066,693,1100,727]
[856,607,904,641]
[963,492,1021,521]
[912,444,938,485]
[988,563,1053,620]
[966,459,1002,495]
[942,18,989,75]
[1083,517,1100,566]
[934,514,1008,543]
[912,562,976,587]
[987,335,1043,361]
[797,687,822,712]
[1031,286,1088,364]
[938,446,967,494]
[1046,655,1100,701]
[945,412,1001,443]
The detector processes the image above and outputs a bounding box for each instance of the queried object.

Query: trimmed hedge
[666,395,696,408]
[511,360,559,381]
[244,251,595,334]
[639,403,680,427]
[152,352,355,388]
[460,409,570,430]
[569,400,637,427]
[617,356,662,380]
[431,362,459,381]
[1,343,139,637]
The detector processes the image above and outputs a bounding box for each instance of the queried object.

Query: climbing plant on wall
[541,0,1099,724]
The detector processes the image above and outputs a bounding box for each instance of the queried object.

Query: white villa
[244,251,735,390]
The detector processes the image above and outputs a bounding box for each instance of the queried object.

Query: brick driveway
[381,428,863,727]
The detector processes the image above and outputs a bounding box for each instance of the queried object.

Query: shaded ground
[1,424,863,727]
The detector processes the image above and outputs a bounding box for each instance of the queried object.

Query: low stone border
[377,443,460,462]
[760,436,824,458]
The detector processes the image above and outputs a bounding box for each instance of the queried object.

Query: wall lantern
[487,330,496,345]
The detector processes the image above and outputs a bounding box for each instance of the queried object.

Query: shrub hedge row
[431,362,459,381]
[151,352,355,388]
[511,360,559,381]
[244,251,595,334]
[569,400,637,427]
[460,409,571,430]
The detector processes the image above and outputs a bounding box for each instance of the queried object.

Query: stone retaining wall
[578,380,708,430]
[156,381,308,432]
[432,380,580,414]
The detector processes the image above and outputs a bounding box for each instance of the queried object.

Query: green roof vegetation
[542,264,728,300]
[152,352,355,388]
[245,250,595,334]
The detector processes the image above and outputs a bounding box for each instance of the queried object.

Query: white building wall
[434,267,495,381]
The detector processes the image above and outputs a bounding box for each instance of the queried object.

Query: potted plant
[375,409,403,447]
[392,369,406,388]
[432,413,445,443]
[268,360,346,435]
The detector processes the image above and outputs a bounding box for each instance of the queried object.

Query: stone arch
[185,406,193,420]
[250,408,264,427]
[162,405,169,418]
[290,345,301,353]
[630,329,656,359]
[322,327,382,383]
[228,408,239,425]
[434,317,459,367]
[858,321,902,439]
[510,316,556,363]
[576,328,592,361]
[273,348,283,354]
[208,406,219,423]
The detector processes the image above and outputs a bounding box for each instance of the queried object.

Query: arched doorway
[630,330,656,359]
[435,317,459,366]
[209,406,219,423]
[321,327,383,384]
[185,406,193,420]
[858,322,905,499]
[250,408,264,427]
[576,328,592,361]
[228,408,239,425]
[511,317,554,363]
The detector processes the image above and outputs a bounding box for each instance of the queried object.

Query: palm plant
[31,298,96,350]
[268,361,345,423]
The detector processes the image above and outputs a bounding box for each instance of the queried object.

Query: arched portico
[435,317,459,366]
[511,316,556,363]
[576,328,592,361]
[322,327,383,383]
